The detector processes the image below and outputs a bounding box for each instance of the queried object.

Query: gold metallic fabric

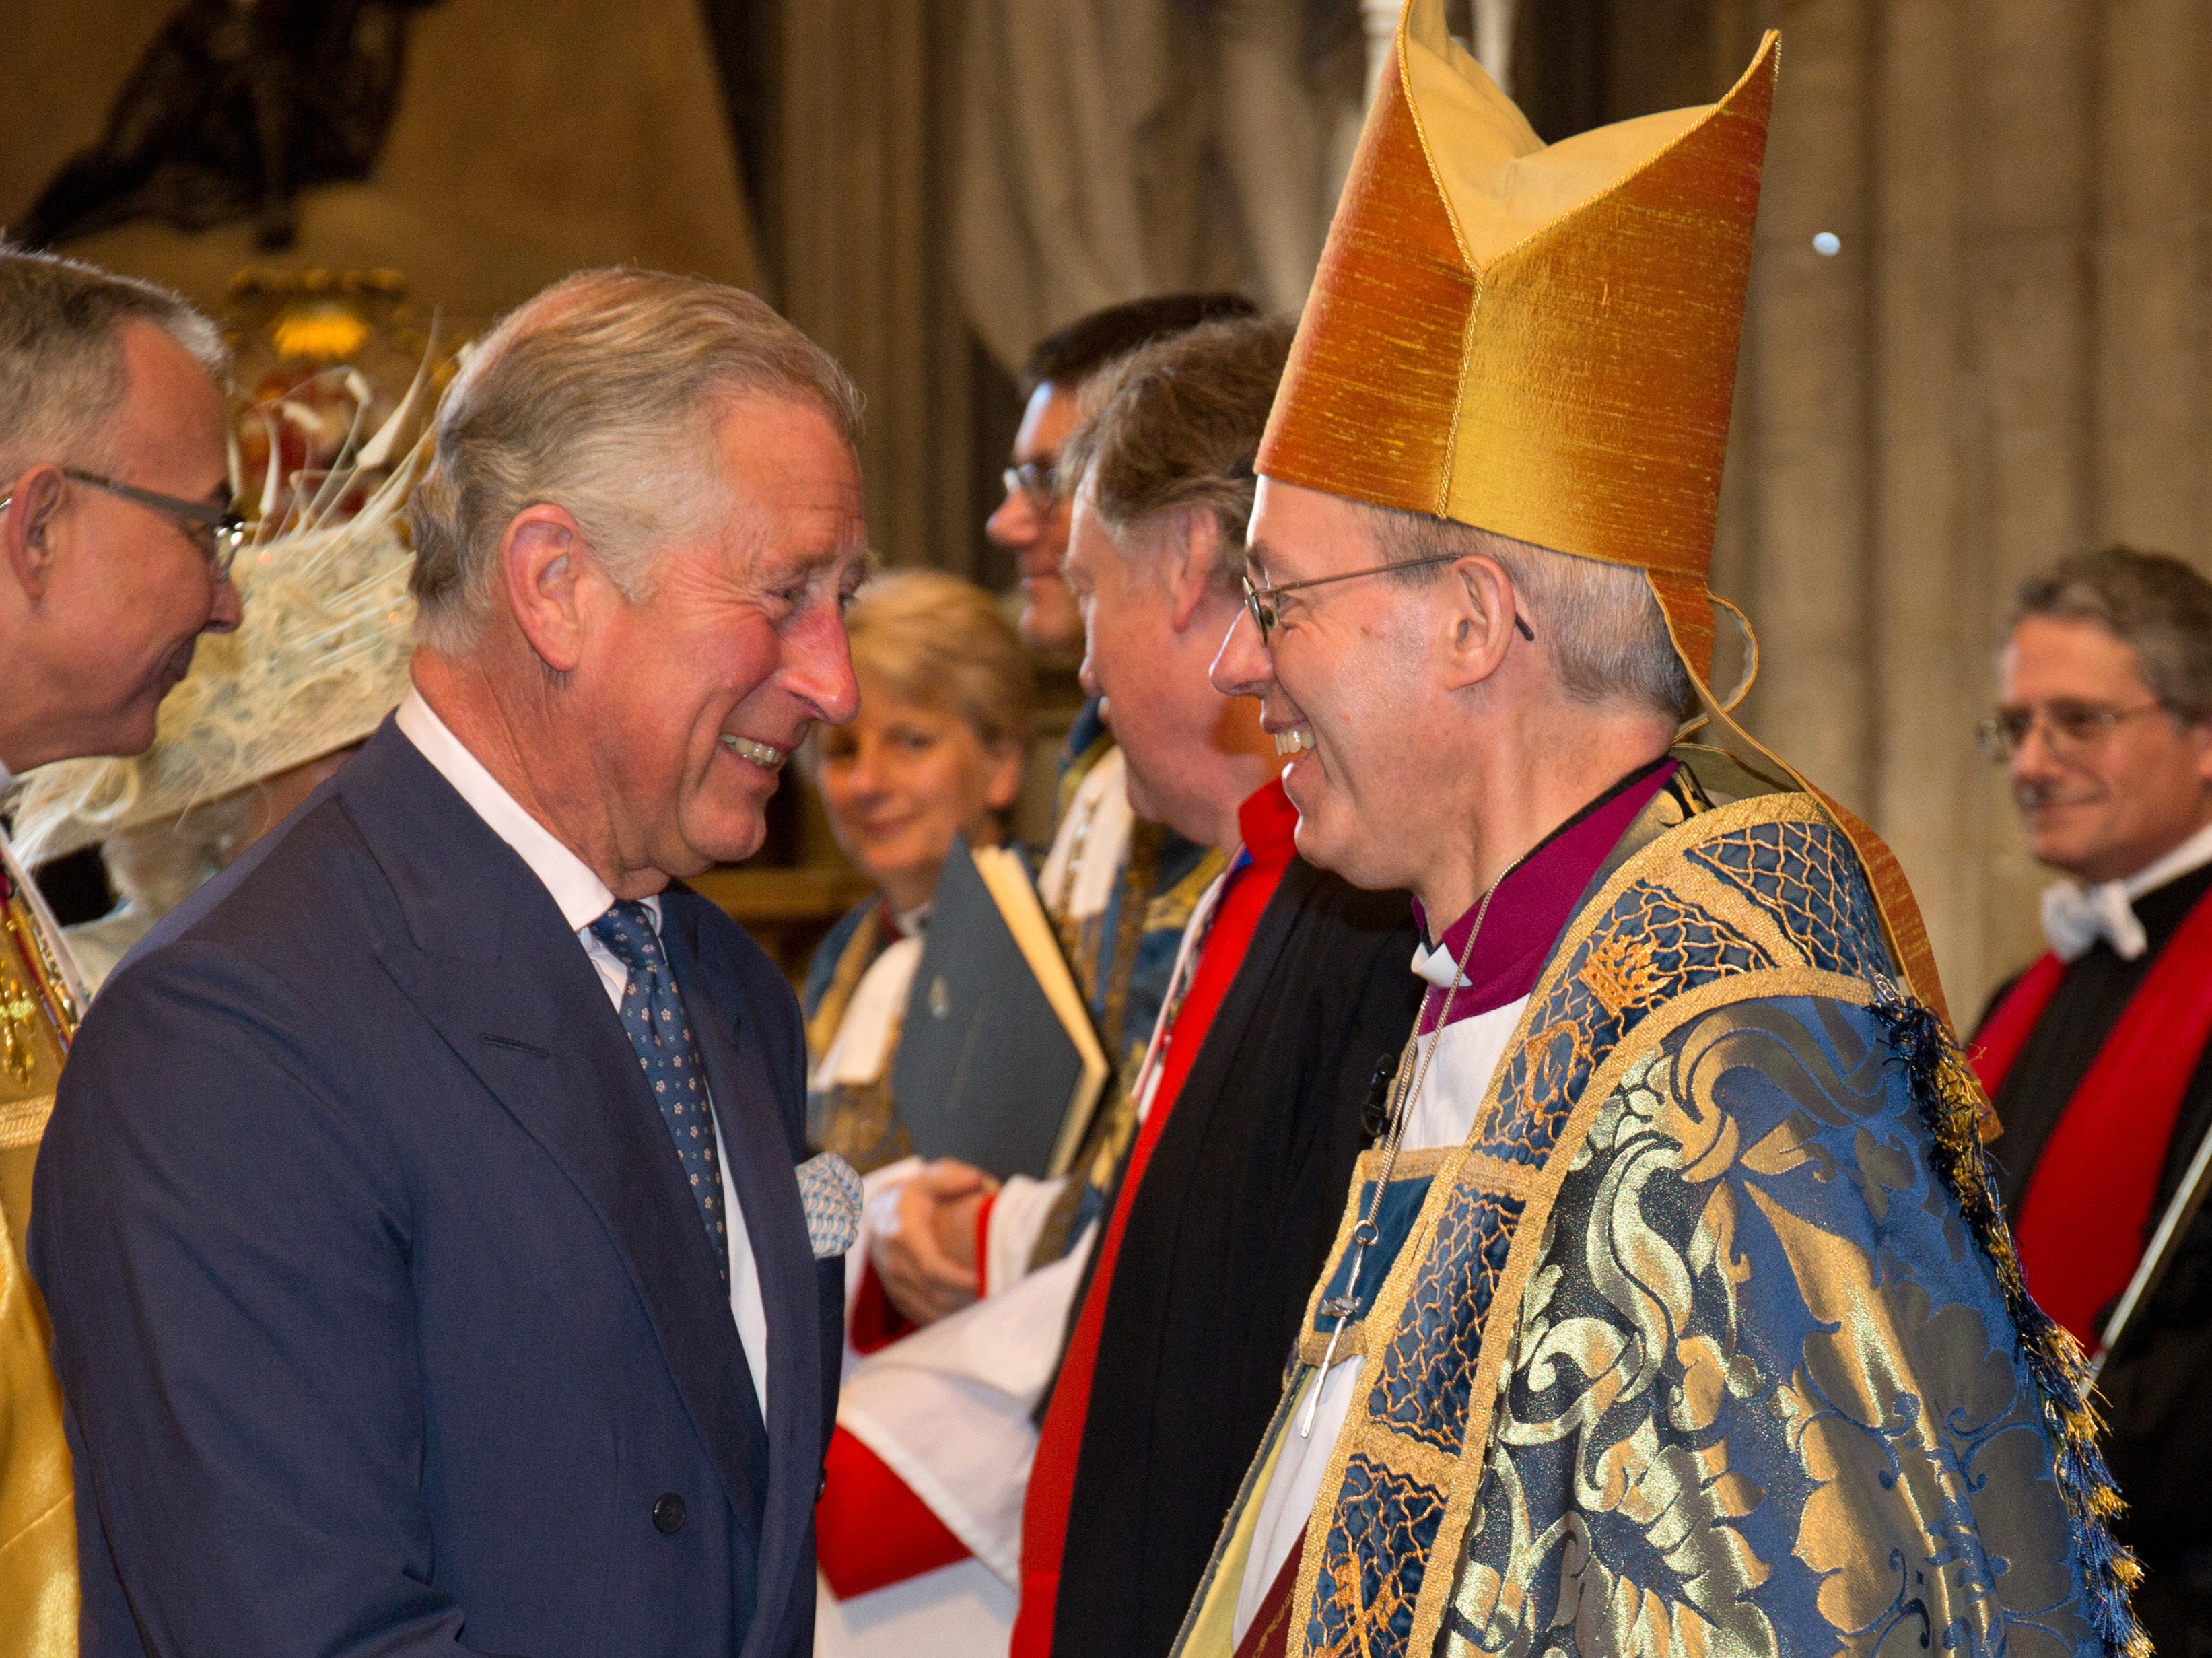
[0,1141,76,1658]
[1257,0,1774,681]
[0,839,79,1658]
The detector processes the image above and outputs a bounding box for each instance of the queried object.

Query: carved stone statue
[23,0,443,252]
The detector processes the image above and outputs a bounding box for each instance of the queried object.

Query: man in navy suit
[32,267,868,1657]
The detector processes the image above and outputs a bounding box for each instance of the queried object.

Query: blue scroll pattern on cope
[1439,1003,2101,1658]
[1297,808,2120,1658]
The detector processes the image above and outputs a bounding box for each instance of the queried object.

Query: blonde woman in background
[802,568,1056,1653]
[801,568,1033,1171]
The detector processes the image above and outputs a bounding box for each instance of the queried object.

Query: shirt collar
[1412,758,1677,1030]
[2039,815,2212,963]
[396,687,650,934]
[2121,815,2212,902]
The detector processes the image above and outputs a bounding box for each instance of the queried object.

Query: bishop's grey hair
[1362,504,1695,721]
[0,246,228,481]
[408,267,863,654]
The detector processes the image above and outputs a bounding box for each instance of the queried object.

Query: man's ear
[499,504,591,675]
[2189,716,2212,789]
[1,467,66,602]
[1438,555,1522,693]
[1165,510,1224,633]
[983,738,1025,814]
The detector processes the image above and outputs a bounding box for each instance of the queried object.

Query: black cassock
[1049,857,1419,1658]
[1980,859,2212,1649]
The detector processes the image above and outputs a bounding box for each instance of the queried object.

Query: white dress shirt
[396,689,771,1416]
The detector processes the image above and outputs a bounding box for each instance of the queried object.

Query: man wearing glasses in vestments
[1170,6,2147,1658]
[1973,546,2212,1657]
[0,246,244,1657]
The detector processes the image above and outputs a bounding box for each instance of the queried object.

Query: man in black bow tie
[1972,545,2212,1656]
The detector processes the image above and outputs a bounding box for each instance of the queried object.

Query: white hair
[407,267,864,654]
[1362,504,1694,720]
[0,246,228,480]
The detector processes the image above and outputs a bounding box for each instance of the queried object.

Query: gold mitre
[1259,0,1777,685]
[1266,9,1974,1034]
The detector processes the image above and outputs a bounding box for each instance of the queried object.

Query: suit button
[653,1493,686,1534]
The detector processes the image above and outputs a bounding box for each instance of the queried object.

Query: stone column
[1733,0,1877,808]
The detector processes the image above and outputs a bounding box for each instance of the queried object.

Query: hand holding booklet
[890,834,1110,1181]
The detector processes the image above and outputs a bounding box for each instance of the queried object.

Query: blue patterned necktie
[589,900,730,1286]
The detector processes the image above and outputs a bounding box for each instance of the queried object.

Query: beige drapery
[957,0,1361,374]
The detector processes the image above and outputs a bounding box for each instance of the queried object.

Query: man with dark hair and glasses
[989,292,1256,662]
[1971,544,2212,1656]
[0,245,240,1652]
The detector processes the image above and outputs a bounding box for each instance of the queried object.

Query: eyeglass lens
[1002,461,1058,514]
[1978,703,2159,761]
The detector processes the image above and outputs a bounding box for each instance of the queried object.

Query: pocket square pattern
[796,1151,863,1259]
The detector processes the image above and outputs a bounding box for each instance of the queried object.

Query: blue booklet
[891,835,1108,1181]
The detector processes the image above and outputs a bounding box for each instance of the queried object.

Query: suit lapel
[660,902,818,1658]
[338,726,767,1542]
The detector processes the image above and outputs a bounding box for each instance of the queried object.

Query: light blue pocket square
[796,1151,863,1259]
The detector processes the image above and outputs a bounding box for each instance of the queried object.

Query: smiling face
[987,382,1083,654]
[816,675,1022,912]
[1064,493,1269,848]
[1210,477,1447,891]
[1999,612,2212,885]
[7,320,242,766]
[566,396,867,878]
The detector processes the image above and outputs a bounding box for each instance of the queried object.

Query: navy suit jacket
[31,720,842,1658]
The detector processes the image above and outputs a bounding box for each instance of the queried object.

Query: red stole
[1010,781,1298,1658]
[1233,1547,1301,1658]
[1974,881,2212,1344]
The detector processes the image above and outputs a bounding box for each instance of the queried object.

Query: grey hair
[408,267,864,654]
[1061,314,1294,584]
[1362,505,1694,720]
[2014,545,2212,721]
[0,246,229,480]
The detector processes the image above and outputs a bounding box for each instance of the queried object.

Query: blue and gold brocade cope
[1178,770,2138,1658]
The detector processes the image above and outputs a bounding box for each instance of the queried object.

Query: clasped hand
[870,1159,999,1327]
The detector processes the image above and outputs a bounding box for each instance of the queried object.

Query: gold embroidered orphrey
[0,832,79,1176]
[1,827,88,1657]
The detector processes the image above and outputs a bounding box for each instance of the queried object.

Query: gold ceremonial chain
[1299,843,1531,1437]
[0,865,81,1078]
